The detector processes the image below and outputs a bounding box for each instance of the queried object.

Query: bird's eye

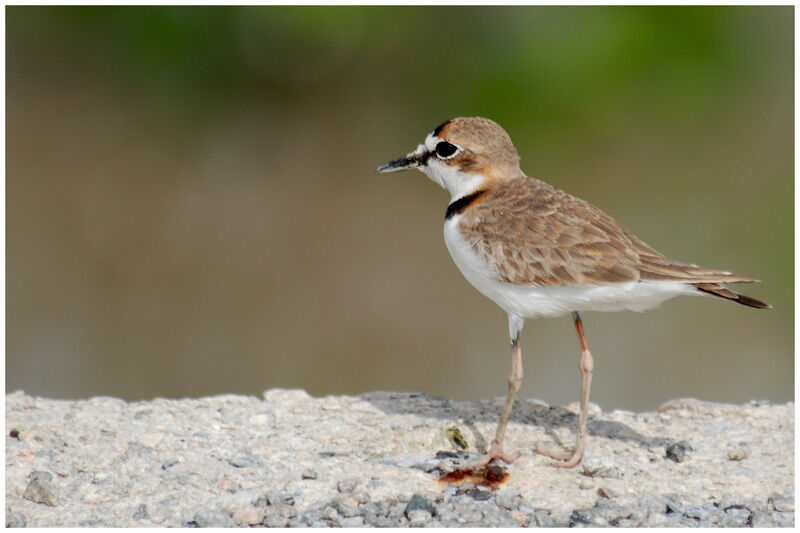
[435,141,458,159]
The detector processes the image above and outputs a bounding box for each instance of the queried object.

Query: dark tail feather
[694,283,771,309]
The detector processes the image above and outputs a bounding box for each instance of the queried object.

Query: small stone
[5,512,26,528]
[340,516,365,527]
[533,510,559,527]
[265,514,289,528]
[776,511,795,527]
[582,455,620,478]
[665,441,689,463]
[742,498,767,513]
[160,457,179,470]
[191,510,235,528]
[705,508,727,525]
[321,399,342,410]
[265,490,296,506]
[23,471,57,507]
[645,512,671,527]
[405,494,436,518]
[270,502,296,518]
[133,504,150,521]
[367,515,395,527]
[435,450,460,459]
[228,453,259,468]
[262,388,311,402]
[519,503,534,515]
[510,510,527,526]
[466,487,491,501]
[248,413,269,425]
[579,479,593,490]
[566,401,601,418]
[301,468,318,480]
[597,486,619,499]
[332,497,361,518]
[751,511,778,527]
[718,495,751,512]
[337,478,359,493]
[232,506,265,526]
[570,508,604,527]
[720,507,751,527]
[727,447,749,461]
[769,492,795,512]
[495,488,521,510]
[684,506,707,521]
[407,509,432,526]
[361,500,389,519]
[665,498,685,514]
[362,512,379,526]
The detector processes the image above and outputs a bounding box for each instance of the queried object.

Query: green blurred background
[7,6,793,410]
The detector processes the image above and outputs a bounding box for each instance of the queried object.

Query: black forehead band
[433,120,452,138]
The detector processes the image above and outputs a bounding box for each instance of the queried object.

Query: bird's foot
[467,440,520,468]
[535,442,584,469]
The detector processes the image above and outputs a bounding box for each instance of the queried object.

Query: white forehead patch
[424,133,439,151]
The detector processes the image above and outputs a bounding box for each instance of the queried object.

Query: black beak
[376,153,425,173]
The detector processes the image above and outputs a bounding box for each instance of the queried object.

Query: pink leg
[470,316,524,466]
[536,312,594,468]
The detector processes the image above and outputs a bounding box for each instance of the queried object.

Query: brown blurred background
[7,6,793,410]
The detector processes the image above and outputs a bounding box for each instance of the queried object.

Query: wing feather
[457,177,758,287]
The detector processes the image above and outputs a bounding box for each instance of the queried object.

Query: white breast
[443,215,700,319]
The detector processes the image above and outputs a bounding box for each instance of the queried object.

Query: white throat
[414,133,489,201]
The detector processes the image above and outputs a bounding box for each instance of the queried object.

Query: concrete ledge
[5,390,794,527]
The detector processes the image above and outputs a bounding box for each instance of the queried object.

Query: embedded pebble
[581,455,620,478]
[228,453,259,468]
[132,504,149,521]
[5,511,26,528]
[510,510,527,526]
[769,491,795,512]
[494,488,521,510]
[597,486,619,499]
[332,496,360,518]
[190,510,234,527]
[406,509,432,526]
[336,477,359,493]
[404,493,436,517]
[340,516,365,527]
[160,457,179,470]
[721,507,751,527]
[751,510,775,527]
[665,441,689,463]
[4,390,793,527]
[231,505,265,526]
[22,471,58,507]
[728,447,749,461]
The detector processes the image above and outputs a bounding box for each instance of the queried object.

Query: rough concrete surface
[5,390,794,527]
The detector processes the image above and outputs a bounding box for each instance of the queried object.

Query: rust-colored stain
[439,463,509,489]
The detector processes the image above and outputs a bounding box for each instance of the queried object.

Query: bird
[377,116,769,468]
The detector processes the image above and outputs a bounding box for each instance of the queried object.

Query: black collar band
[445,189,487,220]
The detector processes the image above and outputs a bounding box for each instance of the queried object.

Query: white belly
[443,216,699,319]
